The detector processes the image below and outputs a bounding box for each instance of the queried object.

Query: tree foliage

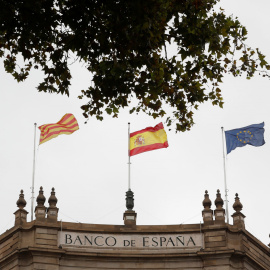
[0,0,269,131]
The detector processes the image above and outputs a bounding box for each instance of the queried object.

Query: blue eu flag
[225,122,265,154]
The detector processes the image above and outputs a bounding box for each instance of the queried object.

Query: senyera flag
[38,114,79,145]
[130,123,168,156]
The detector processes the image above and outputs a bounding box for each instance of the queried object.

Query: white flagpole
[31,123,37,221]
[128,123,131,191]
[221,127,229,224]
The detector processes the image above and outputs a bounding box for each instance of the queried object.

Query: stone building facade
[0,187,270,269]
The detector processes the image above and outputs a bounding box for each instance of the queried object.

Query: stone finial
[16,190,26,209]
[48,187,58,207]
[231,193,245,228]
[36,186,46,206]
[214,189,224,209]
[35,186,46,221]
[47,187,59,222]
[233,193,243,213]
[14,190,28,226]
[214,189,225,224]
[203,190,212,209]
[202,190,213,225]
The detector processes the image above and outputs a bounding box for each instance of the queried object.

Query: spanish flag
[130,123,168,156]
[38,114,79,145]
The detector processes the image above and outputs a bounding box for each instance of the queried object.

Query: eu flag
[225,122,265,154]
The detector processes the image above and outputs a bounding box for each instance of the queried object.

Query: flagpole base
[124,190,136,226]
[125,189,134,210]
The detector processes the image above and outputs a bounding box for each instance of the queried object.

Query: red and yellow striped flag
[130,123,168,156]
[38,114,79,145]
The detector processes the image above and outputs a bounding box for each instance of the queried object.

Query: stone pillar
[202,190,213,225]
[231,193,245,229]
[47,188,58,222]
[214,189,225,224]
[14,190,28,226]
[35,186,46,221]
[123,210,137,226]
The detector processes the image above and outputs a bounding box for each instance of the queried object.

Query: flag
[38,114,79,145]
[130,123,168,156]
[225,122,265,154]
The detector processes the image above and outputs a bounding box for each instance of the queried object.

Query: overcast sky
[1,0,270,247]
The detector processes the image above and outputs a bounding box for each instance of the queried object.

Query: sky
[1,0,270,247]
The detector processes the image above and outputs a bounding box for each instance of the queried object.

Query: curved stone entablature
[0,188,269,269]
[1,220,270,269]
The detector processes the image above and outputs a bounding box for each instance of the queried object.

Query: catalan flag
[38,114,79,145]
[130,123,168,156]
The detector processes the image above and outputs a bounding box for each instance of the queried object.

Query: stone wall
[0,221,269,270]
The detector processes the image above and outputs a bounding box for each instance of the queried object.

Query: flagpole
[31,123,37,221]
[221,127,229,224]
[128,122,131,191]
